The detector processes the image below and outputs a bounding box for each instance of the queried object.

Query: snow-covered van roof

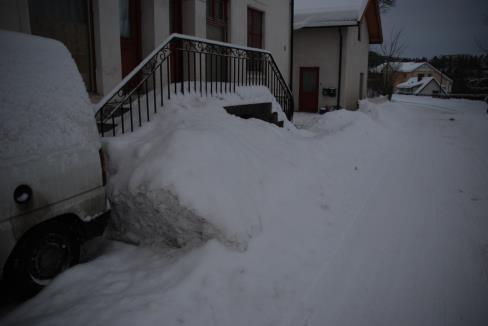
[0,30,99,161]
[294,0,383,43]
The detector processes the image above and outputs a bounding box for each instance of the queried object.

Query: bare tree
[379,28,406,100]
[378,0,396,13]
[475,12,488,54]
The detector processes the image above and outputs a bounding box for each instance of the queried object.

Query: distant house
[293,0,383,112]
[372,61,453,95]
[395,77,447,96]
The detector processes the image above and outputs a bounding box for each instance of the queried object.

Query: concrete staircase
[223,102,284,127]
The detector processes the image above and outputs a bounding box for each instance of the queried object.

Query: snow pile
[0,30,98,162]
[3,96,488,326]
[294,0,368,29]
[104,87,294,250]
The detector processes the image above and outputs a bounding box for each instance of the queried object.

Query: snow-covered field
[2,94,488,326]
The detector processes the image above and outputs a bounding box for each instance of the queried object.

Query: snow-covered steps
[95,34,294,137]
[224,102,284,128]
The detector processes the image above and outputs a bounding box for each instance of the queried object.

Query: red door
[299,67,319,113]
[170,0,183,83]
[120,0,141,78]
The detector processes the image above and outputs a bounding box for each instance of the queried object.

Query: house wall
[0,0,290,97]
[92,0,122,96]
[341,18,370,109]
[292,18,370,111]
[293,27,341,111]
[393,64,453,94]
[228,0,291,84]
[418,79,442,96]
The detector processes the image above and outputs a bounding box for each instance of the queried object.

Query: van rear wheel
[4,222,80,299]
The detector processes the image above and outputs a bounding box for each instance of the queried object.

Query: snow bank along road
[2,94,488,326]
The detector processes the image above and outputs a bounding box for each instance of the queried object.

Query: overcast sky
[380,0,488,58]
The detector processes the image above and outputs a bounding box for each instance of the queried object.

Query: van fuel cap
[14,185,32,204]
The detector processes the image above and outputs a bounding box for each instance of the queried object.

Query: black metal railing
[95,33,294,136]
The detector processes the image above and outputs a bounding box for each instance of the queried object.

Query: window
[359,73,364,99]
[119,0,131,38]
[247,7,263,49]
[207,0,228,42]
[418,73,425,81]
[247,7,264,71]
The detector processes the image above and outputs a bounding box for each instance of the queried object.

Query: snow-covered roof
[294,0,370,29]
[397,77,434,89]
[372,62,426,73]
[396,77,444,95]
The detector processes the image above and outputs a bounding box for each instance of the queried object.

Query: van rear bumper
[81,210,110,241]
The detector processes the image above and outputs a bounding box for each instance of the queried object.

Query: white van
[0,31,109,297]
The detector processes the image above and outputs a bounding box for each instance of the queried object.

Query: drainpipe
[289,0,294,89]
[440,70,444,96]
[337,27,343,108]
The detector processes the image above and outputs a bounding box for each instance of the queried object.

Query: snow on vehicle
[0,30,109,297]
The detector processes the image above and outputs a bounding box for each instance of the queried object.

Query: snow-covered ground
[2,94,488,326]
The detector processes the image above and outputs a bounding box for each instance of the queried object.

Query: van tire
[4,222,80,299]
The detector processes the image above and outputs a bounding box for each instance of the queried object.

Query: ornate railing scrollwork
[95,33,294,137]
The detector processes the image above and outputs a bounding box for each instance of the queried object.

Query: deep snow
[2,95,488,326]
[0,30,98,162]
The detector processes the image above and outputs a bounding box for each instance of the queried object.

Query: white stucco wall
[228,0,291,84]
[293,27,341,111]
[293,18,370,112]
[92,0,122,96]
[0,0,290,97]
[341,18,369,109]
[418,79,442,96]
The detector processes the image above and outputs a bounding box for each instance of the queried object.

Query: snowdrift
[103,87,296,250]
[5,96,488,326]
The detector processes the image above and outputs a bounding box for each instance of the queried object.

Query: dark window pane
[119,0,131,38]
[303,71,316,92]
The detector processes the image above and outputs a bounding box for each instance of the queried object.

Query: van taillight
[99,148,107,186]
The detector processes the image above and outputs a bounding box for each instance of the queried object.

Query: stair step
[97,122,117,133]
[112,106,131,118]
[223,102,284,128]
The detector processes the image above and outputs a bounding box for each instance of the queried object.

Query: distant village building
[293,0,383,112]
[372,61,453,95]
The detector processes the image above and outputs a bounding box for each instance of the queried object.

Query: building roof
[372,61,453,82]
[294,0,383,43]
[372,62,425,73]
[396,77,446,95]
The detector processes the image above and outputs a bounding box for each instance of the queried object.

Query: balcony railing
[94,33,294,136]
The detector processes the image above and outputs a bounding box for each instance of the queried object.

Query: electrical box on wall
[322,88,337,97]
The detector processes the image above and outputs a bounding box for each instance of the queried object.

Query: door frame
[299,67,320,113]
[120,0,142,78]
[170,0,183,83]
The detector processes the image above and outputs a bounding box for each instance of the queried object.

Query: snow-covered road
[295,96,488,325]
[2,95,488,326]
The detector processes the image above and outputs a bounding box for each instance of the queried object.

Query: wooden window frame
[247,7,264,49]
[207,0,228,41]
[247,7,264,72]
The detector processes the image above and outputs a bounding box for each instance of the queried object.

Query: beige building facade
[0,0,291,96]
